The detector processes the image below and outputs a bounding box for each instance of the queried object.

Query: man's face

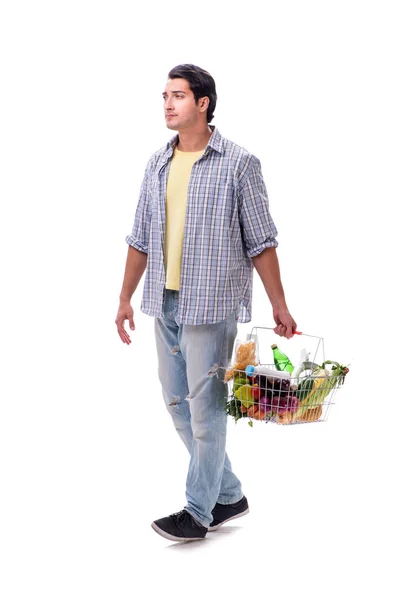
[162,78,207,131]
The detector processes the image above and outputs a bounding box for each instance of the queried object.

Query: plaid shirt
[126,125,278,325]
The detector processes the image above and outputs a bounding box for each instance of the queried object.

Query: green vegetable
[297,377,315,402]
[234,384,254,408]
[233,377,249,392]
[225,398,244,423]
[303,361,320,371]
[294,361,349,419]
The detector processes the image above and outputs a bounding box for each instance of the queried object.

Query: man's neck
[176,125,213,152]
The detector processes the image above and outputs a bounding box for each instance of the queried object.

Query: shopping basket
[219,327,349,426]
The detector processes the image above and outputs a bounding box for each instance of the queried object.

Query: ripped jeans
[154,289,244,527]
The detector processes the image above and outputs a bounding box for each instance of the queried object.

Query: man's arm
[237,154,297,338]
[115,246,147,344]
[252,247,297,339]
[119,245,148,303]
[116,155,153,344]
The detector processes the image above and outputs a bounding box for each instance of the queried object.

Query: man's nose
[165,98,174,110]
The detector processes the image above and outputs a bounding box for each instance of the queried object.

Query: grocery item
[271,344,294,373]
[224,340,257,382]
[233,376,249,392]
[225,398,245,421]
[253,409,268,420]
[299,405,323,422]
[234,384,254,408]
[291,349,319,385]
[246,405,259,418]
[276,411,296,424]
[245,364,292,380]
[293,361,349,420]
[296,376,315,402]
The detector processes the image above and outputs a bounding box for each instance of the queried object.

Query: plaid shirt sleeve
[238,154,278,257]
[125,158,153,254]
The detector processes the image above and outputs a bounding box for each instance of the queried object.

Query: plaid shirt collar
[164,125,225,158]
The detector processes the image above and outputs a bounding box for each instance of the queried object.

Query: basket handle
[249,326,323,341]
[247,326,326,367]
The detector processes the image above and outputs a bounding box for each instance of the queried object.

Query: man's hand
[273,307,297,339]
[115,301,135,345]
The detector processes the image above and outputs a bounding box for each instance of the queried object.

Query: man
[115,64,297,542]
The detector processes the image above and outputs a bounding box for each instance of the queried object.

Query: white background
[1,0,399,598]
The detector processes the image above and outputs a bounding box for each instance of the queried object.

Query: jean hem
[185,509,210,529]
[215,493,244,505]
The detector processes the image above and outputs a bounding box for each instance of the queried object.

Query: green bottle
[271,344,294,373]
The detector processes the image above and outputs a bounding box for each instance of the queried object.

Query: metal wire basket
[219,326,349,426]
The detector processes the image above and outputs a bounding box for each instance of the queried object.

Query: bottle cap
[245,365,255,376]
[271,344,277,349]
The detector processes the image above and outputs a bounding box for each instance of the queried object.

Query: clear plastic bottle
[245,364,292,380]
[271,344,294,373]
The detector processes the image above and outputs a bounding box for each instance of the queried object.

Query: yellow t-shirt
[164,147,204,290]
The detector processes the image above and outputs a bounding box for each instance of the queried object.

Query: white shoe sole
[151,521,206,542]
[208,507,249,531]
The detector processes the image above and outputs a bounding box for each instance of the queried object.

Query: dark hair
[168,64,217,123]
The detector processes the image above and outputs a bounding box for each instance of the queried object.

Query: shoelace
[170,510,204,529]
[170,510,190,523]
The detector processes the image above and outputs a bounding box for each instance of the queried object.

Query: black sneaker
[208,496,249,531]
[151,509,208,542]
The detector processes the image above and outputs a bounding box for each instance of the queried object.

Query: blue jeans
[154,289,243,527]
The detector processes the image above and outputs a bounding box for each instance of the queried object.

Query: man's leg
[177,309,243,527]
[154,291,193,450]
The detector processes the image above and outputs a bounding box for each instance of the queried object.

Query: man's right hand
[115,301,135,345]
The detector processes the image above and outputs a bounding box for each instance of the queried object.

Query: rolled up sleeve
[125,158,153,254]
[238,155,278,258]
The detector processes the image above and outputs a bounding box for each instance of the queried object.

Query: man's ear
[199,96,209,113]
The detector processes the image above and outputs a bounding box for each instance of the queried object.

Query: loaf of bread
[299,404,323,422]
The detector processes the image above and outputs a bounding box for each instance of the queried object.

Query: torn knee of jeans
[171,345,180,355]
[169,395,181,406]
[207,363,219,377]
